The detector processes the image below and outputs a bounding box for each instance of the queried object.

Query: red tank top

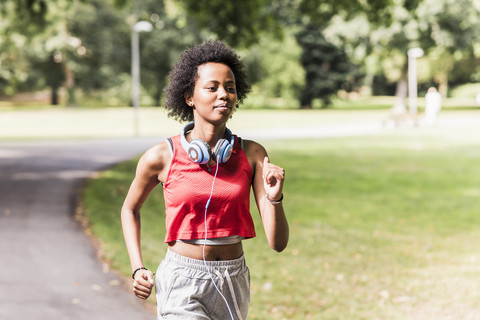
[162,134,256,243]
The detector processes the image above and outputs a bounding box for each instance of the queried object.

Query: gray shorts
[155,249,250,320]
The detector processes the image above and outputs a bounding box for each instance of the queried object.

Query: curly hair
[163,40,251,122]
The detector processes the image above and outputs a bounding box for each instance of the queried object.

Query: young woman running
[121,40,289,320]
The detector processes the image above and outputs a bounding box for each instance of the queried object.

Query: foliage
[270,0,394,27]
[449,82,480,99]
[417,0,480,89]
[240,32,305,109]
[0,1,41,95]
[273,0,393,108]
[0,0,77,103]
[67,0,130,92]
[130,1,196,106]
[0,0,197,106]
[2,0,480,108]
[323,0,480,99]
[2,0,49,29]
[180,0,393,108]
[296,23,353,108]
[179,0,282,47]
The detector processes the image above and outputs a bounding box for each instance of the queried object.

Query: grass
[0,105,391,140]
[1,95,478,140]
[81,118,480,320]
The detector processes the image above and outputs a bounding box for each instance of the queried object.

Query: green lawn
[2,94,478,140]
[0,106,386,140]
[82,121,480,319]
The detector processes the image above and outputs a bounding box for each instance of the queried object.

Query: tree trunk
[300,104,312,109]
[51,86,59,105]
[63,63,77,107]
[300,90,313,109]
[154,77,166,106]
[435,73,448,98]
[300,97,313,109]
[391,73,408,115]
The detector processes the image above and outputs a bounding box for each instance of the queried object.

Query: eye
[226,87,236,93]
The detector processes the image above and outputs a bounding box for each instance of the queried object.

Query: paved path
[0,137,160,320]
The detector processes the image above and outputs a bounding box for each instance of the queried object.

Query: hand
[262,157,284,201]
[133,269,155,300]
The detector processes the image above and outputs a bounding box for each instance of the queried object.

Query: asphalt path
[0,137,160,320]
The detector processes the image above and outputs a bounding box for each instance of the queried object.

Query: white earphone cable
[203,163,236,320]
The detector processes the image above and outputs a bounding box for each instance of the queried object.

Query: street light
[131,21,153,136]
[407,47,424,116]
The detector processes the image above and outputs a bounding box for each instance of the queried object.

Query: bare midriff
[168,241,244,261]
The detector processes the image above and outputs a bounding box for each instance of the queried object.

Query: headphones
[180,122,234,164]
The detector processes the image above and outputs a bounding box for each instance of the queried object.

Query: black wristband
[266,193,283,204]
[132,267,147,279]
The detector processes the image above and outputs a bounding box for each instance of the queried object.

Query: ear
[185,94,194,107]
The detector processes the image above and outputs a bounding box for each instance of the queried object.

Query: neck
[190,122,227,148]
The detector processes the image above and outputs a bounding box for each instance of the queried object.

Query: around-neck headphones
[180,122,234,164]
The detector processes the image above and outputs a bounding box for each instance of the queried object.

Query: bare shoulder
[137,141,172,181]
[242,139,267,163]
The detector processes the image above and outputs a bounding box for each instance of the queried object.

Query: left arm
[244,140,289,252]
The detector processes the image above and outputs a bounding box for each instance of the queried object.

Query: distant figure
[424,87,442,125]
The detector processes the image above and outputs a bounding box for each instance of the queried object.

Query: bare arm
[121,141,170,299]
[244,140,289,252]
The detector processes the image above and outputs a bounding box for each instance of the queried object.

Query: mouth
[214,104,231,111]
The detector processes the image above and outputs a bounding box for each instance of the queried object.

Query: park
[1,1,480,320]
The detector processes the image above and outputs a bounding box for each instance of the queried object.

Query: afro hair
[163,40,251,122]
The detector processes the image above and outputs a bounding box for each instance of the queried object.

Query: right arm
[121,141,171,299]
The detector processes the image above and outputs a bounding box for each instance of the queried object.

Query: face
[186,62,237,124]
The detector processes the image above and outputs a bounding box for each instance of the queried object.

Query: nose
[217,86,228,99]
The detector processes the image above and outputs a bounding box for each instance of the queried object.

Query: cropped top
[162,134,256,243]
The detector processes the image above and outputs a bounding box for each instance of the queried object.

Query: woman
[121,40,289,320]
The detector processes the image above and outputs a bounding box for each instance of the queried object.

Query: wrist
[266,193,283,204]
[132,266,147,279]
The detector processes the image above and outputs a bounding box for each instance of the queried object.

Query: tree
[275,0,393,108]
[416,0,480,95]
[238,32,305,108]
[179,0,282,47]
[296,23,352,108]
[125,0,196,106]
[0,0,81,104]
[141,24,195,106]
[180,0,392,108]
[3,0,479,108]
[67,0,130,92]
[0,1,47,96]
[31,53,65,105]
[322,0,480,113]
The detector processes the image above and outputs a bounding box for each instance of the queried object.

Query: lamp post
[131,21,152,136]
[407,47,424,116]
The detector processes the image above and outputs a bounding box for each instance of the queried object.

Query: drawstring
[203,164,241,320]
[214,269,243,320]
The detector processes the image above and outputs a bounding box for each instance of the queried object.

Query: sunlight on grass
[0,106,389,140]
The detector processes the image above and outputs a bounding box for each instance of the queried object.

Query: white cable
[203,163,236,320]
